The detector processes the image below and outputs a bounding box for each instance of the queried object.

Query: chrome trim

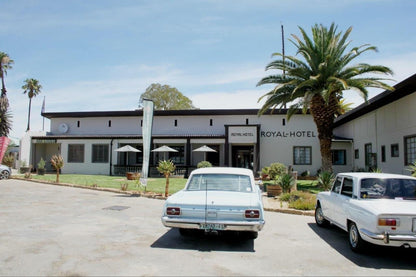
[162,216,265,231]
[360,228,416,244]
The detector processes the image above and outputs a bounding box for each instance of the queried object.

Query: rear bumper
[360,228,416,247]
[162,216,265,232]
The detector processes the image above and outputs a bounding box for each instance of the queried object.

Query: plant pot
[37,168,45,175]
[126,172,140,180]
[20,167,31,174]
[267,184,282,197]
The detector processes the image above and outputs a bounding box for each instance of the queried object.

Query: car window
[186,174,253,192]
[360,178,416,199]
[341,178,353,198]
[332,177,342,194]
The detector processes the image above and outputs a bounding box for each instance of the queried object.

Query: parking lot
[1,179,415,276]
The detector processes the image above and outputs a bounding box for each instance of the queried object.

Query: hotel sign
[260,130,316,139]
[228,126,257,143]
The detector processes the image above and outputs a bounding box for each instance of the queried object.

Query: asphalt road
[1,179,415,276]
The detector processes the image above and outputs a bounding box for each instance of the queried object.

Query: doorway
[232,145,254,169]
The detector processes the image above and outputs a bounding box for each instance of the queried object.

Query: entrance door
[232,145,253,169]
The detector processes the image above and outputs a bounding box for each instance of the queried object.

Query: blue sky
[2,0,416,142]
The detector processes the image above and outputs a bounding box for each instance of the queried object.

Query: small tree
[276,173,295,193]
[268,162,287,180]
[50,154,64,183]
[407,161,416,177]
[157,160,176,197]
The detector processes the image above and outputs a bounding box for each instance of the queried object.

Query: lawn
[21,174,188,195]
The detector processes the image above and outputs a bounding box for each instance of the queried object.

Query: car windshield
[360,178,416,200]
[186,174,253,192]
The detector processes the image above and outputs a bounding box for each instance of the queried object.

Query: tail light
[166,207,181,216]
[378,218,399,226]
[245,209,260,218]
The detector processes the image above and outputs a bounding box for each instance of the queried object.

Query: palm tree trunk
[27,97,32,131]
[310,94,338,172]
[164,173,170,197]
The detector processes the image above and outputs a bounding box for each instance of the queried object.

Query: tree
[22,78,42,131]
[157,159,176,197]
[0,52,14,137]
[139,83,196,110]
[257,23,393,172]
[50,154,64,183]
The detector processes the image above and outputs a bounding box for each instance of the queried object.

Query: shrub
[2,154,14,167]
[197,161,212,168]
[268,163,287,180]
[279,192,291,202]
[300,170,310,177]
[276,173,295,193]
[37,157,46,169]
[407,161,416,177]
[317,171,335,191]
[288,191,316,210]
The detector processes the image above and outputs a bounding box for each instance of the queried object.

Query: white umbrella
[152,145,178,160]
[192,145,217,161]
[115,145,141,165]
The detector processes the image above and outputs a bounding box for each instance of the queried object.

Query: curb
[11,177,314,215]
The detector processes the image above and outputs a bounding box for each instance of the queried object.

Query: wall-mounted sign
[228,126,257,143]
[260,130,316,139]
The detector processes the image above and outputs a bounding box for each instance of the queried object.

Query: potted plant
[19,160,31,174]
[37,157,46,175]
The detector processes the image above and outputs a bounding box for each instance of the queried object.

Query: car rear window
[360,178,416,200]
[186,174,253,192]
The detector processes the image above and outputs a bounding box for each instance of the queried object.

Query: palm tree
[258,23,394,172]
[22,78,42,131]
[157,159,176,197]
[50,154,64,183]
[0,52,14,137]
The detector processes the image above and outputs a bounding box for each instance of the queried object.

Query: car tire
[0,170,10,179]
[315,204,329,227]
[348,222,365,252]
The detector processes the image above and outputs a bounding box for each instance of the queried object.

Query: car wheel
[0,170,10,179]
[315,204,329,227]
[348,222,365,252]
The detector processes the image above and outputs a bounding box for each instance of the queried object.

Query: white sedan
[315,172,416,252]
[161,167,265,239]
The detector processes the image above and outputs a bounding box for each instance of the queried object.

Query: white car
[315,172,416,252]
[0,164,11,179]
[161,167,265,239]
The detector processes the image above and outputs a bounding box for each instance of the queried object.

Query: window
[168,145,185,165]
[391,143,399,157]
[405,135,416,165]
[108,120,112,127]
[293,146,312,165]
[246,118,249,125]
[210,119,213,126]
[354,149,359,159]
[332,177,342,193]
[282,118,286,126]
[92,144,109,163]
[381,145,386,162]
[174,119,178,127]
[332,150,346,165]
[68,144,84,163]
[341,178,353,198]
[77,121,80,127]
[365,143,372,168]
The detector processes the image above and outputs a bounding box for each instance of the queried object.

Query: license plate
[200,223,225,230]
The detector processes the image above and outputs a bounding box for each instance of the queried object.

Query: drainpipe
[109,138,114,176]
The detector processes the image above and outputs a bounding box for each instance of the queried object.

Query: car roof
[190,167,254,176]
[337,172,416,180]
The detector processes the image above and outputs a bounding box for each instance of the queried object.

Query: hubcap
[316,207,324,223]
[350,225,358,247]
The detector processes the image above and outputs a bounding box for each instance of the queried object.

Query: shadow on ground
[151,229,255,252]
[308,223,416,270]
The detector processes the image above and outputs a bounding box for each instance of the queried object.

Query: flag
[0,136,10,162]
[140,99,154,186]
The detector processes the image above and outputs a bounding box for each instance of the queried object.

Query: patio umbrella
[192,145,217,161]
[152,145,178,160]
[115,145,141,165]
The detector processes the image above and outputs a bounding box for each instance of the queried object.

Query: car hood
[166,190,261,208]
[356,199,416,215]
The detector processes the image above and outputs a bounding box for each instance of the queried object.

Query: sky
[1,0,416,143]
